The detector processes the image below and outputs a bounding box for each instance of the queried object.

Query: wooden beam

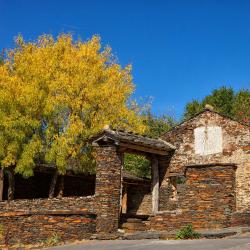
[121,185,127,214]
[119,142,169,156]
[151,157,159,214]
[119,153,124,216]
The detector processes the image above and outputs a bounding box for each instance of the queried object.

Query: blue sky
[1,0,250,119]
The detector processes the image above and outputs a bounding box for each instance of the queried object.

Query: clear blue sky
[1,0,250,119]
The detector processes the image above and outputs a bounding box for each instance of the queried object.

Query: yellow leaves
[15,136,42,178]
[0,33,147,177]
[1,141,19,167]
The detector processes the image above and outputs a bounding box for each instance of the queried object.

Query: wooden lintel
[119,142,169,156]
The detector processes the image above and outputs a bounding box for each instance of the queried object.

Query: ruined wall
[150,165,236,231]
[160,110,250,212]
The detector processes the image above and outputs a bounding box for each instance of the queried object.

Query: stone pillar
[95,145,122,234]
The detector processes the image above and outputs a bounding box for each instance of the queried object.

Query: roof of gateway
[91,126,175,155]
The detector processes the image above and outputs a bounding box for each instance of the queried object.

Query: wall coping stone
[0,209,96,217]
[185,163,237,168]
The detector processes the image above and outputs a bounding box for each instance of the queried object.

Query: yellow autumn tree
[0,34,146,185]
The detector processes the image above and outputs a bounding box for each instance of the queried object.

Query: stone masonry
[161,110,250,212]
[148,110,250,232]
[0,109,248,244]
[0,197,96,245]
[149,164,236,231]
[95,145,122,234]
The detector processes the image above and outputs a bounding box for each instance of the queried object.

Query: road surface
[50,238,250,250]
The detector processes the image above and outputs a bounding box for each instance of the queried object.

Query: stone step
[126,218,143,223]
[121,217,148,233]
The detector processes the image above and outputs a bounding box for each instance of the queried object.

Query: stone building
[151,108,250,231]
[0,107,249,245]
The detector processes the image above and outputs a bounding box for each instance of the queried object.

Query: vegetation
[176,224,201,239]
[124,111,176,178]
[124,153,151,178]
[0,224,4,243]
[184,87,250,123]
[143,111,176,138]
[0,33,146,180]
[1,33,248,194]
[44,233,61,246]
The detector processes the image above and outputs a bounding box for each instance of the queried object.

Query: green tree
[144,112,176,138]
[183,86,249,123]
[183,100,203,120]
[202,87,235,116]
[124,153,151,178]
[124,111,176,178]
[232,89,250,123]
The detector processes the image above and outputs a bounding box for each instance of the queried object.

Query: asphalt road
[50,238,250,250]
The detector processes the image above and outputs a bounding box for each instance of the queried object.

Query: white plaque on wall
[194,126,222,155]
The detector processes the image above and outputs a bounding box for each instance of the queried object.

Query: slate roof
[91,127,175,152]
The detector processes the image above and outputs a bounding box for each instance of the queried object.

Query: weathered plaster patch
[194,126,222,155]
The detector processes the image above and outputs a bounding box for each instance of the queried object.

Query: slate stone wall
[0,212,96,245]
[161,111,250,212]
[95,145,122,233]
[232,211,250,227]
[0,196,95,212]
[0,197,96,245]
[127,184,151,215]
[150,165,236,231]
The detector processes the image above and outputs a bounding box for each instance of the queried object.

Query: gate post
[95,145,122,234]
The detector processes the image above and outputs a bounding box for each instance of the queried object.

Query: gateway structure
[0,107,249,244]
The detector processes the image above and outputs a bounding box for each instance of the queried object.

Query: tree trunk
[7,169,15,201]
[49,170,58,198]
[57,175,64,198]
[0,169,4,201]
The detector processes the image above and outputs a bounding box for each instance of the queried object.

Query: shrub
[44,233,61,246]
[176,224,200,239]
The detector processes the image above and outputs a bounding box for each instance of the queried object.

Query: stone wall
[161,110,250,212]
[150,165,236,231]
[0,212,96,245]
[127,184,151,215]
[0,197,96,245]
[0,196,95,212]
[158,154,175,211]
[95,145,122,234]
[183,165,236,229]
[232,211,250,227]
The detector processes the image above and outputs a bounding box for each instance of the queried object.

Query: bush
[44,233,61,246]
[176,224,200,239]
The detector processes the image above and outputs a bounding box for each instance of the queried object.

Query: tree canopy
[184,87,250,123]
[0,34,146,178]
[124,111,177,178]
